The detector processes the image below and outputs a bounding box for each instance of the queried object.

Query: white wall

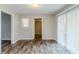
[17,14,56,40]
[0,5,19,44]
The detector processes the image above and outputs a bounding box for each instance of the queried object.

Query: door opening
[1,12,11,52]
[34,18,42,41]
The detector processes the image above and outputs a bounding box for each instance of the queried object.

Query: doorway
[1,12,11,52]
[34,18,42,41]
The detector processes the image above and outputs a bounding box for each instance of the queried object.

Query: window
[22,18,29,27]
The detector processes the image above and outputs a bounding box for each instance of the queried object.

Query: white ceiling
[5,4,66,14]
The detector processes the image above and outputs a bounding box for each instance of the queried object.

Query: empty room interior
[0,4,79,54]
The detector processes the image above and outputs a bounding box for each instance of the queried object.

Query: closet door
[57,14,66,47]
[66,9,76,53]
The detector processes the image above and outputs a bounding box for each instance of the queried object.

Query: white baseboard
[11,37,56,44]
[11,39,18,44]
[42,38,56,40]
[17,38,34,40]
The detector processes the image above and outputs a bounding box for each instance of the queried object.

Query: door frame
[34,18,42,39]
[1,11,12,41]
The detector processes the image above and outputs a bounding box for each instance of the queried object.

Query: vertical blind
[57,7,79,53]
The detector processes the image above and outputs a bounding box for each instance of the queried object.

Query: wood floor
[2,40,60,54]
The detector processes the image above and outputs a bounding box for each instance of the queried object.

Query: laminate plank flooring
[1,40,70,54]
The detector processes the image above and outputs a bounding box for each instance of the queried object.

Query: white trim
[42,38,56,40]
[0,5,19,45]
[18,38,34,40]
[11,39,18,44]
[56,5,79,16]
[17,38,56,40]
[1,11,13,44]
[34,17,43,36]
[18,39,34,40]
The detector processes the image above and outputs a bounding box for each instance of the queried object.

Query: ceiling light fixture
[30,4,40,8]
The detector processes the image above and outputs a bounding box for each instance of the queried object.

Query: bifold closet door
[57,14,66,47]
[66,9,76,53]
